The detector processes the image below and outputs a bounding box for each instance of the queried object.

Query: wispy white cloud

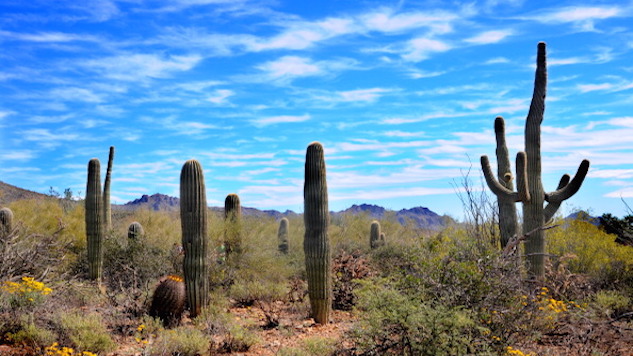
[250,114,311,127]
[337,88,392,102]
[253,56,358,84]
[0,150,37,161]
[518,5,625,31]
[49,87,104,103]
[401,37,452,62]
[207,89,235,104]
[359,7,459,34]
[82,53,203,81]
[0,30,101,43]
[464,29,514,44]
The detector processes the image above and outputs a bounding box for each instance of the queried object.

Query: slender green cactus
[493,117,519,248]
[224,193,242,255]
[0,207,13,238]
[86,158,105,282]
[379,232,385,246]
[480,42,590,277]
[180,159,209,317]
[127,221,144,240]
[149,275,186,328]
[278,217,289,254]
[103,146,114,231]
[370,220,381,249]
[303,141,331,324]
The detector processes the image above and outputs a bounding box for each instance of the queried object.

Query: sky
[1,0,632,220]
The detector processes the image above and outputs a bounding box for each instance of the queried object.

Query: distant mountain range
[0,181,451,230]
[120,193,452,229]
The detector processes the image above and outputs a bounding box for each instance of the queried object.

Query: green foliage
[5,318,56,348]
[149,326,210,356]
[59,311,116,354]
[547,218,633,288]
[593,290,631,317]
[352,278,480,356]
[277,336,338,356]
[599,213,633,245]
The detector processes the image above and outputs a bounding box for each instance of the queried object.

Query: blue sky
[1,0,632,219]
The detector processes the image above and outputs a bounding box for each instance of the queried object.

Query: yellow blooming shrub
[1,276,52,307]
[45,342,97,356]
[547,218,633,286]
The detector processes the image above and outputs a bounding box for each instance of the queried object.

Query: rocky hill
[0,181,50,206]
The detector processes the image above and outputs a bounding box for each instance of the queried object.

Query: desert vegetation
[0,185,632,355]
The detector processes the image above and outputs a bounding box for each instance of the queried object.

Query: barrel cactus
[180,159,209,317]
[278,217,289,254]
[103,146,114,231]
[370,220,381,249]
[85,158,104,282]
[0,207,13,238]
[149,275,186,328]
[303,142,331,324]
[480,42,590,277]
[127,221,144,240]
[224,193,242,255]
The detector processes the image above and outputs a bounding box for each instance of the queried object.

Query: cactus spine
[278,217,289,254]
[303,142,331,324]
[128,221,144,240]
[370,220,381,249]
[224,193,242,255]
[86,158,104,282]
[180,159,209,317]
[149,275,186,328]
[480,42,590,277]
[0,207,13,238]
[493,117,519,248]
[103,146,114,231]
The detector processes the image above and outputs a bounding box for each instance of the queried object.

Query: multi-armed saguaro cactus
[278,217,289,254]
[304,141,332,324]
[480,42,590,277]
[224,193,242,255]
[180,159,209,317]
[103,146,114,231]
[0,207,14,238]
[86,158,105,282]
[370,220,381,249]
[128,221,144,240]
[149,275,186,328]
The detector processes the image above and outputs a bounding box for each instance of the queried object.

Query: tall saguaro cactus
[480,42,590,277]
[180,159,209,317]
[103,146,114,231]
[86,158,104,282]
[224,193,242,255]
[303,141,331,324]
[278,217,289,254]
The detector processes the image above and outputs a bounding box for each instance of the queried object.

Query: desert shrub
[547,218,633,289]
[4,318,56,348]
[351,278,485,355]
[593,290,631,318]
[277,336,339,356]
[58,311,116,354]
[148,326,209,356]
[332,250,374,310]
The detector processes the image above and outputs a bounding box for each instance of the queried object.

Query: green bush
[351,278,483,355]
[148,326,210,356]
[547,219,633,289]
[59,310,116,354]
[277,336,338,356]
